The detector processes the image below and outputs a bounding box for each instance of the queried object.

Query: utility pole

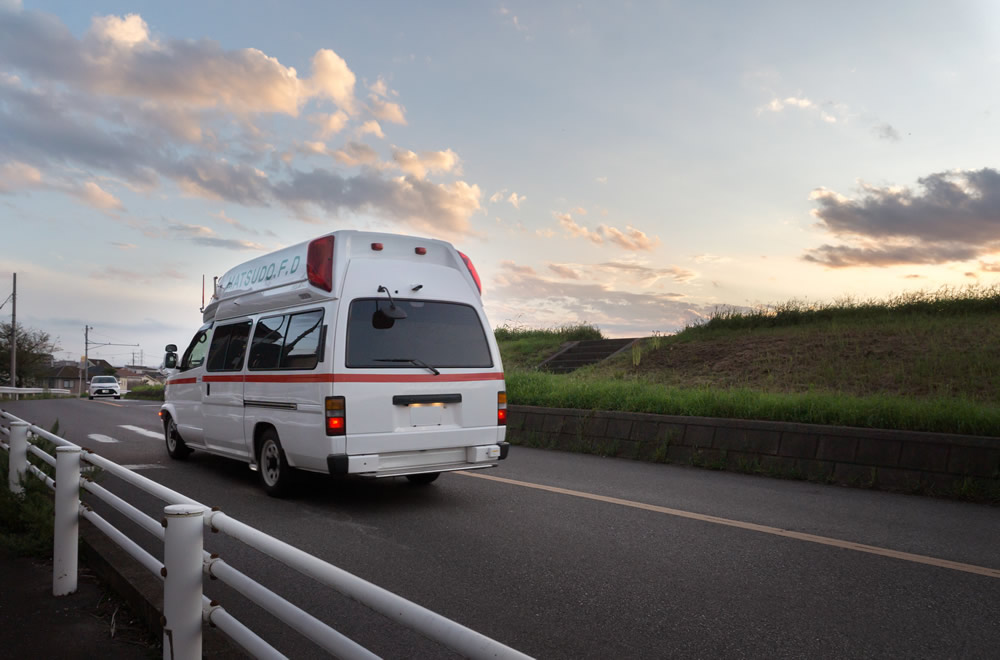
[81,328,139,394]
[9,273,14,387]
[1,274,15,387]
[80,325,92,395]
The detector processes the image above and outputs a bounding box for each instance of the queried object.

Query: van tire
[406,472,440,485]
[164,416,192,459]
[258,429,294,497]
[88,396,93,400]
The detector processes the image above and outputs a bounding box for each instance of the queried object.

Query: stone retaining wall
[506,405,1000,498]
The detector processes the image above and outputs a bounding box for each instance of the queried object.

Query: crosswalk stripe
[119,425,163,439]
[87,434,119,444]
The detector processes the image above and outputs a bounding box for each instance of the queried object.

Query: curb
[80,520,248,658]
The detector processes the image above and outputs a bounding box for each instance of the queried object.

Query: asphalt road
[3,397,999,659]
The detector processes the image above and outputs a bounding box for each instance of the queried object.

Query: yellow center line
[458,471,1000,580]
[96,400,123,407]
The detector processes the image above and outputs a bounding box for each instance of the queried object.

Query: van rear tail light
[371,242,383,251]
[325,396,346,436]
[307,236,335,292]
[458,251,482,295]
[415,247,427,255]
[497,391,507,426]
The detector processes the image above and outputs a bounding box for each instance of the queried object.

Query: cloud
[0,160,42,191]
[0,9,486,239]
[309,111,349,138]
[693,253,732,264]
[595,176,607,184]
[557,212,604,244]
[167,221,267,250]
[804,168,1000,267]
[77,181,123,210]
[555,211,660,251]
[761,95,843,124]
[111,242,136,249]
[369,97,406,125]
[491,261,713,335]
[309,49,357,113]
[600,225,659,251]
[392,148,460,179]
[874,123,901,142]
[210,209,257,234]
[597,261,695,284]
[89,266,189,284]
[981,261,1000,272]
[358,120,384,139]
[272,170,481,238]
[507,192,526,209]
[332,142,380,167]
[548,263,580,279]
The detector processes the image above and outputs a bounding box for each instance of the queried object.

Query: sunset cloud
[392,148,460,179]
[555,211,660,251]
[492,261,712,335]
[804,168,1000,267]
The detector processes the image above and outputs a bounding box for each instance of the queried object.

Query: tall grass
[506,371,1000,437]
[685,285,1000,335]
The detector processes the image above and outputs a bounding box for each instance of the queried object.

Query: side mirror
[165,344,178,352]
[164,352,178,369]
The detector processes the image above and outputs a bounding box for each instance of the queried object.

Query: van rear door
[341,296,503,455]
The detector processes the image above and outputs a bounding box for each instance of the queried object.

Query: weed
[631,342,642,367]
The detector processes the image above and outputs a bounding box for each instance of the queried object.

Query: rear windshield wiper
[373,358,440,376]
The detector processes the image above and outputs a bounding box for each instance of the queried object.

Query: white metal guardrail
[0,410,532,660]
[0,387,72,400]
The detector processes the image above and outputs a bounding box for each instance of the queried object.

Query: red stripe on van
[333,373,504,383]
[203,375,247,383]
[176,372,503,385]
[244,374,335,383]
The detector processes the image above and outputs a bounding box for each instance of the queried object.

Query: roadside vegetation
[124,384,165,401]
[0,423,58,556]
[496,286,1000,436]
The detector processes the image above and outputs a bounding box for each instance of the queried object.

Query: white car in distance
[89,375,121,400]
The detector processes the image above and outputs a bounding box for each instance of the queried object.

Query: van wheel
[88,396,93,400]
[259,430,294,497]
[115,396,120,400]
[406,472,440,485]
[164,416,192,459]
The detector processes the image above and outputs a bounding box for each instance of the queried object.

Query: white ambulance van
[159,230,509,496]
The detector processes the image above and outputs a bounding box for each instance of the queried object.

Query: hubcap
[262,442,280,486]
[166,422,177,451]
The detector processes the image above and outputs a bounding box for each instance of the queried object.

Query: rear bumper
[328,441,510,477]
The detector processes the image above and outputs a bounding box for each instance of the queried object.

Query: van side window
[248,310,324,371]
[248,315,287,370]
[207,321,252,372]
[180,325,212,371]
[281,310,323,369]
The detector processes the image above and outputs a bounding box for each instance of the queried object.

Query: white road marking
[458,471,1000,580]
[120,425,163,439]
[120,464,166,471]
[87,434,119,444]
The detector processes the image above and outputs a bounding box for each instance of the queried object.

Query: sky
[3,0,1000,367]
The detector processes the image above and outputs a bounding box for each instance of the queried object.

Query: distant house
[116,366,164,392]
[43,359,123,396]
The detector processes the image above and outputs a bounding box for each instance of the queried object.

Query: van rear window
[346,299,492,369]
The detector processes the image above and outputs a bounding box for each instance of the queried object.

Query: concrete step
[539,338,642,373]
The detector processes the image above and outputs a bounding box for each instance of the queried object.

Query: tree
[0,322,59,387]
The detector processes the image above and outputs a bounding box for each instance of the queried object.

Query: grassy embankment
[498,287,1000,437]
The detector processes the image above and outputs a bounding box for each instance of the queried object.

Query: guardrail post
[163,504,204,660]
[7,421,28,494]
[53,446,81,596]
